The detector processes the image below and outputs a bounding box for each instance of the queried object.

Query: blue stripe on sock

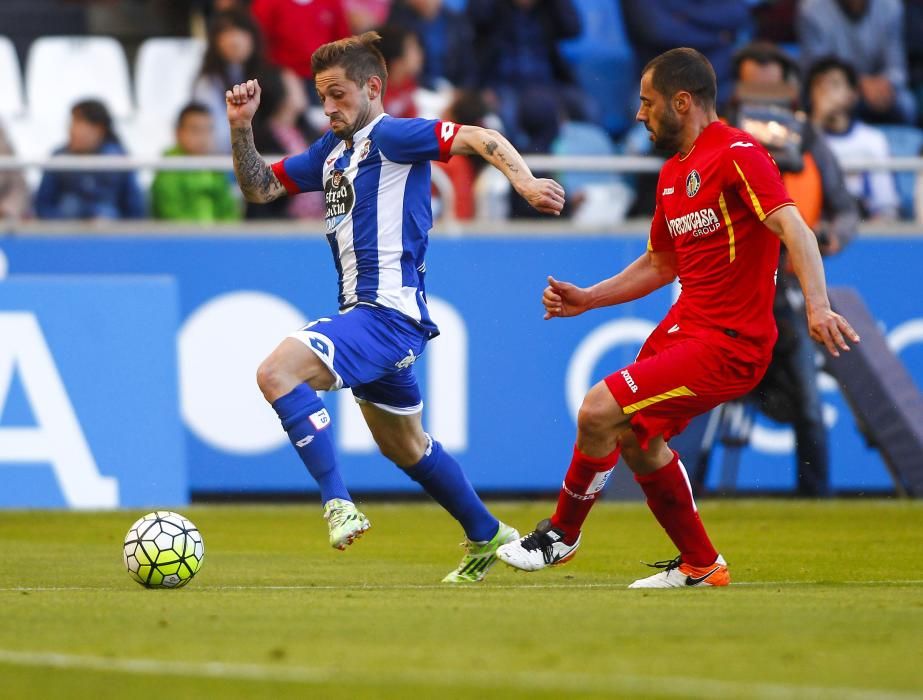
[271,384,350,504]
[403,437,498,542]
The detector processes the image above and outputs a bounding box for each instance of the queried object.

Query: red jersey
[252,0,352,78]
[649,121,792,363]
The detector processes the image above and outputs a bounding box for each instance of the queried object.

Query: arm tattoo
[231,125,282,202]
[482,139,519,173]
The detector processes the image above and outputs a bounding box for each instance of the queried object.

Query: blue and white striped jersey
[271,113,459,337]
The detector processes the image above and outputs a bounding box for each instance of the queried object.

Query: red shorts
[604,319,769,449]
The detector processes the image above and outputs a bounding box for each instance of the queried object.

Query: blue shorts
[288,303,428,414]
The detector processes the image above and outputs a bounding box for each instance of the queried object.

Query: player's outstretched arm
[226,79,287,203]
[764,204,860,357]
[450,125,565,215]
[543,251,676,319]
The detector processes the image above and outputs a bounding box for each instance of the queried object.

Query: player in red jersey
[497,48,859,588]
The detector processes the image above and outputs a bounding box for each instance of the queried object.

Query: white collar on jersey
[346,112,388,148]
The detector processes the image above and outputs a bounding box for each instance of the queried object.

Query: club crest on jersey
[685,170,701,197]
[325,170,355,231]
[358,140,372,161]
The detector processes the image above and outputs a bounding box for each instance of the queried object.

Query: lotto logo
[309,408,331,430]
[440,121,457,141]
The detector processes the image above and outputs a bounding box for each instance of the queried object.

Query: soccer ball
[123,511,205,589]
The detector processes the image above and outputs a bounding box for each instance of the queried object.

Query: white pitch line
[0,649,919,700]
[2,579,923,593]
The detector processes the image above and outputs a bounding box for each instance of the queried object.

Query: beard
[648,105,684,154]
[330,97,374,141]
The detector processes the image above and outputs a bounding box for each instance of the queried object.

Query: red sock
[634,450,718,567]
[550,444,620,544]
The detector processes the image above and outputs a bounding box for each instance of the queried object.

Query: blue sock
[271,384,351,504]
[402,436,498,542]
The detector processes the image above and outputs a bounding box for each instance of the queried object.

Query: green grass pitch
[1,500,922,700]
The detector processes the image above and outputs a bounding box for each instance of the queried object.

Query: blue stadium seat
[877,124,923,219]
[551,120,618,193]
[552,120,635,224]
[559,0,636,137]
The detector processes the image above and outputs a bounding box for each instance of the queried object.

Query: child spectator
[35,100,144,221]
[151,103,241,222]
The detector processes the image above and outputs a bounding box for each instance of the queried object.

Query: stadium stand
[878,123,923,220]
[0,36,25,119]
[552,120,634,224]
[25,36,134,129]
[559,0,636,137]
[135,37,207,125]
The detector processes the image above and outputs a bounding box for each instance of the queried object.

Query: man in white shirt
[808,56,900,220]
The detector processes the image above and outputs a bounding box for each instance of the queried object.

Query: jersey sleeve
[648,184,674,253]
[725,142,794,222]
[375,117,459,164]
[269,135,332,194]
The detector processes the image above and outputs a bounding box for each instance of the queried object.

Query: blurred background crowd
[1,0,923,227]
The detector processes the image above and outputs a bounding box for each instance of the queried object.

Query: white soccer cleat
[627,554,730,588]
[496,519,581,572]
[323,498,371,550]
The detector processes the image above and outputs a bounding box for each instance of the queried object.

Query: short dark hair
[71,99,120,146]
[376,25,414,66]
[176,102,212,129]
[733,41,800,83]
[806,55,859,92]
[643,48,717,108]
[311,31,388,90]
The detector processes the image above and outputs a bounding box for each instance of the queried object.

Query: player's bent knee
[376,437,426,468]
[256,357,298,401]
[577,384,627,437]
[255,358,280,395]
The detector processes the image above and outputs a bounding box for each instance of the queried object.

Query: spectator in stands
[730,42,859,497]
[35,100,144,221]
[620,0,753,110]
[807,56,900,220]
[468,0,586,151]
[248,67,325,220]
[151,103,241,223]
[194,9,269,153]
[751,0,798,45]
[507,88,572,219]
[251,0,351,88]
[798,0,915,124]
[377,24,423,120]
[0,121,30,220]
[345,0,392,33]
[904,0,923,126]
[388,0,476,90]
[435,90,491,220]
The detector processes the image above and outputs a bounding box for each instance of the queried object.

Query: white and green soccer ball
[123,511,205,589]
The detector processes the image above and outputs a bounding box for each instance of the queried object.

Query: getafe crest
[325,170,355,231]
[685,169,701,197]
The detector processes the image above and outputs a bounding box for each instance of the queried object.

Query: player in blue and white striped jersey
[227,32,564,583]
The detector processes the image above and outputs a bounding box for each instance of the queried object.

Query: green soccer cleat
[442,521,520,583]
[323,498,370,550]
